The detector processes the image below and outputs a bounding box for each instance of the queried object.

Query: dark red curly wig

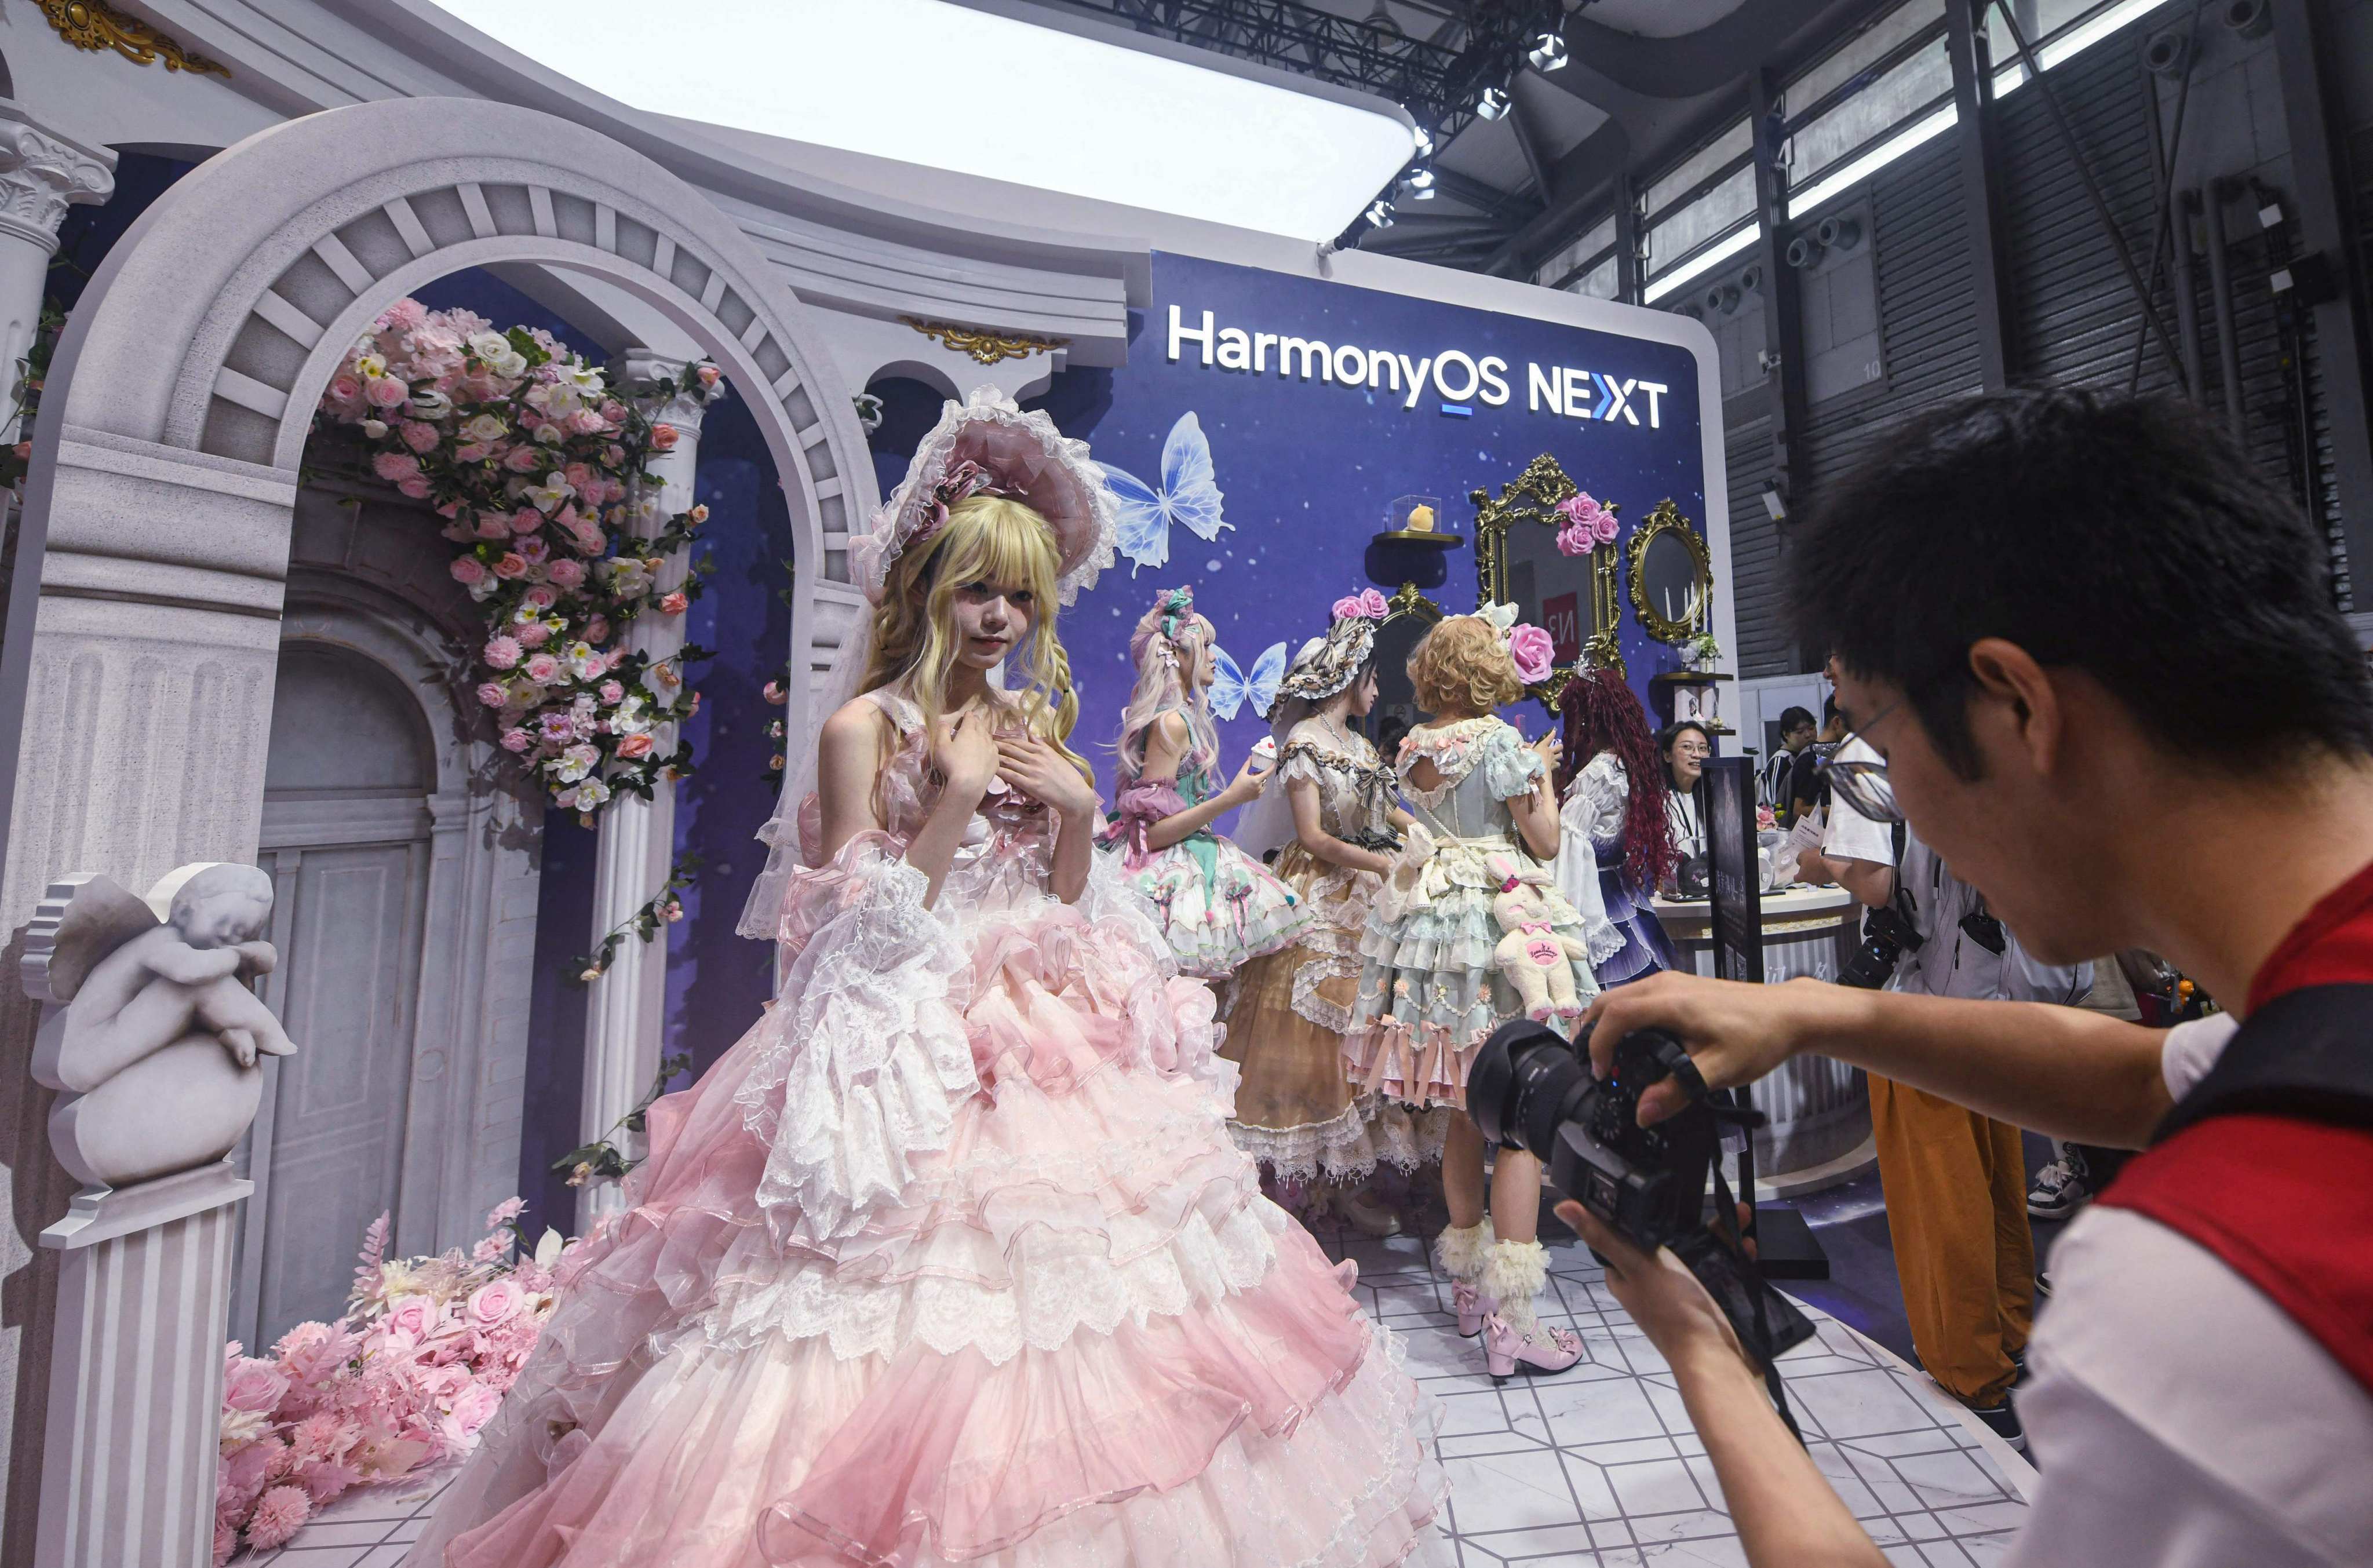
[1555,667,1677,895]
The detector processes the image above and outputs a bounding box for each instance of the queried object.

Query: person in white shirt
[1558,387,2373,1567]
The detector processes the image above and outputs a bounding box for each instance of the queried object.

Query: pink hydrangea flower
[370,450,421,483]
[396,476,431,500]
[378,297,429,331]
[515,622,550,650]
[399,421,440,455]
[483,636,523,670]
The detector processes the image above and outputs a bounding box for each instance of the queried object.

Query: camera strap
[1707,1138,1805,1443]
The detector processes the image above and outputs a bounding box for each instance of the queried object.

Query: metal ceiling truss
[1055,0,1565,148]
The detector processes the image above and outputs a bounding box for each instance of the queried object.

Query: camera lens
[1471,1019,1595,1157]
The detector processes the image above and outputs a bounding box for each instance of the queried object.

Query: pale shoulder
[1151,710,1191,744]
[823,695,898,745]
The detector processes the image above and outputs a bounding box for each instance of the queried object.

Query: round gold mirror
[1626,499,1711,644]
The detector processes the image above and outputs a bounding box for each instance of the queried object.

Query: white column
[578,351,705,1231]
[38,1168,250,1568]
[0,102,114,447]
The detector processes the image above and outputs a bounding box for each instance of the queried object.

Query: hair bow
[1160,585,1195,643]
[1477,600,1519,634]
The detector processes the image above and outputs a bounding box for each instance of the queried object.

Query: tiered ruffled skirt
[1222,847,1445,1179]
[1347,869,1597,1110]
[1114,836,1313,980]
[408,890,1444,1568]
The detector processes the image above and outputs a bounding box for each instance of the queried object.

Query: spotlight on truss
[1476,84,1511,121]
[1528,31,1568,71]
[1365,199,1396,228]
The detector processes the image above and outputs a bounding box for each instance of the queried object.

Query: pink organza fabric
[407,691,1445,1567]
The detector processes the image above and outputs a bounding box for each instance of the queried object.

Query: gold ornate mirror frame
[1471,454,1625,697]
[1625,498,1712,644]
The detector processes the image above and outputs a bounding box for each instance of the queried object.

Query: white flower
[468,577,498,603]
[557,362,605,394]
[609,695,651,736]
[552,743,600,783]
[524,473,574,514]
[526,382,584,420]
[356,352,388,379]
[360,418,389,440]
[575,778,612,808]
[565,643,606,681]
[535,1228,564,1267]
[461,413,508,445]
[467,330,510,361]
[220,1406,271,1451]
[408,387,453,421]
[536,421,566,445]
[602,559,653,599]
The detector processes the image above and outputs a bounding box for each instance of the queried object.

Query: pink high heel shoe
[1452,1280,1496,1339]
[1482,1312,1584,1380]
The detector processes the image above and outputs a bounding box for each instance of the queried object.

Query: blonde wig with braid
[858,493,1091,775]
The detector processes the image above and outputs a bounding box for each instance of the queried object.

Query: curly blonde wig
[1409,614,1525,717]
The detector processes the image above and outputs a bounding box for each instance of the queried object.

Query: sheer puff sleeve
[1479,721,1548,802]
[1100,778,1194,868]
[1568,753,1632,852]
[733,831,980,1245]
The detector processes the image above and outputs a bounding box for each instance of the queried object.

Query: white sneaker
[2026,1153,2089,1219]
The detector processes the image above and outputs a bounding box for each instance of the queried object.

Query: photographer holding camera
[1559,389,2373,1567]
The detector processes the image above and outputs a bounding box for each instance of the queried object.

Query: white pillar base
[37,1162,251,1568]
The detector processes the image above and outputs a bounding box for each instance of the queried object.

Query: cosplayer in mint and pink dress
[405,388,1445,1568]
[1100,585,1311,980]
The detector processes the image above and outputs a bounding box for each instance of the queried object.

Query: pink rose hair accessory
[1331,587,1390,621]
[1508,622,1556,684]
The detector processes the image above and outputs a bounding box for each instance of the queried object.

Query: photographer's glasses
[1813,693,1905,823]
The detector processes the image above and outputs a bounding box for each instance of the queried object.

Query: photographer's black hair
[1787,387,2373,779]
[1821,694,1838,727]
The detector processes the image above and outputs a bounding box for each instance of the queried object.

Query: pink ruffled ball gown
[407,688,1447,1568]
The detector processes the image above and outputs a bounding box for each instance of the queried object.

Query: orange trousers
[1868,1074,2035,1407]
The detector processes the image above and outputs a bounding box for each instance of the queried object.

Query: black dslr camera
[1469,1019,1814,1369]
[1839,902,1920,990]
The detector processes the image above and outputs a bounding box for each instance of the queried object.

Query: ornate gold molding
[39,0,232,77]
[901,316,1070,366]
[1469,452,1625,680]
[1385,582,1444,623]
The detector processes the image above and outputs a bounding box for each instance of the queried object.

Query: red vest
[2096,859,2373,1396]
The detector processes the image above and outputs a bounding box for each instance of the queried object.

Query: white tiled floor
[258,1224,2032,1566]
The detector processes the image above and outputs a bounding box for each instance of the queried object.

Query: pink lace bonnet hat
[851,386,1117,607]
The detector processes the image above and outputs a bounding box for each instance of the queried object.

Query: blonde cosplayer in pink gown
[409,393,1446,1568]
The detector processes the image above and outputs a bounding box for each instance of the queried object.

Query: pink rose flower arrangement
[213,1204,573,1564]
[317,301,726,822]
[1507,622,1556,684]
[1553,491,1620,557]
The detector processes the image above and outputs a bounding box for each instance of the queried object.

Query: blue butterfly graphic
[1102,411,1230,574]
[1209,640,1288,722]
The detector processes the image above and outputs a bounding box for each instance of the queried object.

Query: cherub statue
[27,863,297,1188]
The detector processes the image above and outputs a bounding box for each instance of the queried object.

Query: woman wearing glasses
[1658,720,1716,879]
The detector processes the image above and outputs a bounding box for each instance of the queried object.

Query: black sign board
[1697,756,1763,986]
